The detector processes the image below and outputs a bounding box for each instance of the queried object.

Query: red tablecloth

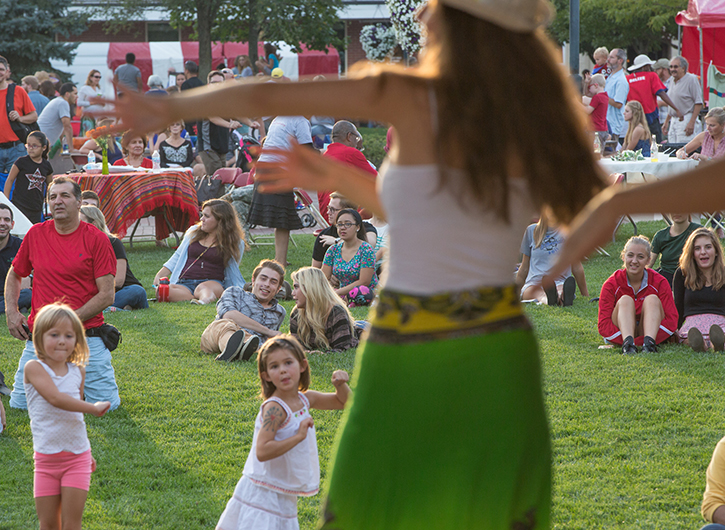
[65,170,198,240]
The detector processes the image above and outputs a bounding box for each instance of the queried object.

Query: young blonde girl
[23,303,110,530]
[290,267,359,352]
[623,100,652,156]
[216,335,350,530]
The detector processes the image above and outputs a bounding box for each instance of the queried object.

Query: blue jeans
[113,284,149,310]
[0,143,27,173]
[701,525,725,530]
[0,289,32,313]
[10,336,121,410]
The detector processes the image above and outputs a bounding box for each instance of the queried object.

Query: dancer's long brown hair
[432,4,604,223]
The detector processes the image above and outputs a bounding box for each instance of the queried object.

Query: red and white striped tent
[51,41,340,98]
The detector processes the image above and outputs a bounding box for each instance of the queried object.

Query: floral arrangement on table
[611,149,645,162]
[360,24,397,62]
[86,125,116,175]
[386,0,425,56]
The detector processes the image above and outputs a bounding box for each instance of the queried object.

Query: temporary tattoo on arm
[262,404,283,432]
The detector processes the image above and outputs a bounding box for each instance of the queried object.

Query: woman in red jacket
[598,236,678,354]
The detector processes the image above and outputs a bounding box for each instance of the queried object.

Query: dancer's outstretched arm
[548,157,725,281]
[256,144,383,218]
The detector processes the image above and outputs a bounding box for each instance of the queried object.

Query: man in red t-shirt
[0,55,37,172]
[319,120,377,218]
[6,177,121,410]
[626,54,681,143]
[582,74,609,146]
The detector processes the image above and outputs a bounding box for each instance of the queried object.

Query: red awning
[677,0,725,28]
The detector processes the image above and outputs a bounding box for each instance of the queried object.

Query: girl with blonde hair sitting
[290,267,360,352]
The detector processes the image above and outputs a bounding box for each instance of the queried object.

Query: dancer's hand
[91,457,97,472]
[90,86,176,137]
[255,143,339,193]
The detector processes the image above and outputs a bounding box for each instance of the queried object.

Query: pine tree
[0,0,88,81]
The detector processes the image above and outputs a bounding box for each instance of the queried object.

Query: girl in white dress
[216,335,350,530]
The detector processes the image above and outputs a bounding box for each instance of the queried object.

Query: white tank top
[243,393,320,496]
[26,361,90,454]
[379,161,536,294]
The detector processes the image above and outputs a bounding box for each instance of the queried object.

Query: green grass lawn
[1,220,722,529]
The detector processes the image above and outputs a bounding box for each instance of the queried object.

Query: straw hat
[438,0,555,32]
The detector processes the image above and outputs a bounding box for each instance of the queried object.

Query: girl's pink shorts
[33,449,93,497]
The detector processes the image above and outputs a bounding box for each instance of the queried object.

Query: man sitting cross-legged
[200,259,286,362]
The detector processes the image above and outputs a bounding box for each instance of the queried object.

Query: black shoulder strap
[5,83,15,117]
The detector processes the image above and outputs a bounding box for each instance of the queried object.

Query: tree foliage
[0,0,88,81]
[108,0,344,79]
[215,0,344,69]
[548,0,682,57]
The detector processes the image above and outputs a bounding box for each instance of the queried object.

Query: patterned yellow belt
[367,284,529,343]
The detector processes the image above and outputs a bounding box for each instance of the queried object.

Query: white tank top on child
[243,393,320,496]
[25,361,90,454]
[379,161,536,295]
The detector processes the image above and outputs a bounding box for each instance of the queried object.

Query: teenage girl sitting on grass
[674,227,725,352]
[598,236,678,354]
[517,215,588,306]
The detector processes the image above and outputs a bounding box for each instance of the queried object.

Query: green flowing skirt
[321,286,551,530]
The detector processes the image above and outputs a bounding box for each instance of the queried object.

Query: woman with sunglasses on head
[322,208,378,299]
[77,70,106,135]
[96,0,605,524]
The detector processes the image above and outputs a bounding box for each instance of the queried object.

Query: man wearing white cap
[626,54,681,143]
[664,56,704,144]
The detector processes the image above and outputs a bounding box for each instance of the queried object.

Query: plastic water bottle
[650,135,658,161]
[152,150,161,170]
[86,151,95,169]
[62,139,70,156]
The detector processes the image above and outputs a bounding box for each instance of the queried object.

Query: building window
[147,22,179,42]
